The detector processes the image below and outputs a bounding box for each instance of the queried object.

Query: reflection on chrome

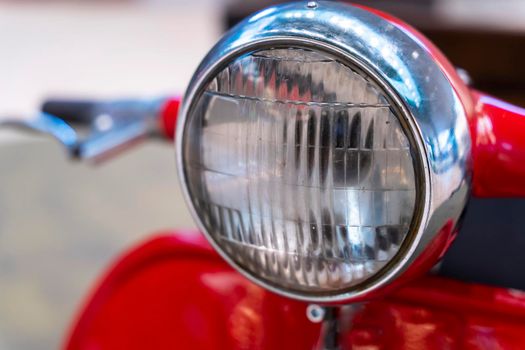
[184,48,417,292]
[177,1,471,302]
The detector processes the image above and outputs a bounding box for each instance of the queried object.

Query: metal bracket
[308,303,364,350]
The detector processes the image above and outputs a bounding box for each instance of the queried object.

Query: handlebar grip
[41,100,97,124]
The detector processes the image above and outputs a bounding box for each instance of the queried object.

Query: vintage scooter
[3,2,525,349]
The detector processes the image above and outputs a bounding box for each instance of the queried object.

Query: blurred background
[1,0,525,349]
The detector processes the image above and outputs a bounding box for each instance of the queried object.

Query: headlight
[183,47,419,293]
[177,1,471,302]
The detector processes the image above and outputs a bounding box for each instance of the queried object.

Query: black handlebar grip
[41,100,98,124]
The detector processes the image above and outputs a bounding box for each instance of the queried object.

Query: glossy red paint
[469,91,525,197]
[159,97,180,139]
[65,231,525,349]
[64,231,321,350]
[346,277,525,350]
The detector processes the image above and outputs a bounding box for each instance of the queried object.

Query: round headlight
[183,47,419,294]
[177,2,471,302]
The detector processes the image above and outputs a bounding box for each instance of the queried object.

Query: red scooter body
[58,4,525,349]
[64,231,525,350]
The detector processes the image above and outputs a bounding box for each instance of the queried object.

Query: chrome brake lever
[0,113,79,156]
[0,98,166,163]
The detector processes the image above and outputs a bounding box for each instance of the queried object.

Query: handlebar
[42,100,98,125]
[0,96,181,163]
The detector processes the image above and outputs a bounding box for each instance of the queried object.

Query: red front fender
[63,231,320,350]
[64,231,525,350]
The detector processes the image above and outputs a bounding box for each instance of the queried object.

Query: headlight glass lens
[182,47,417,294]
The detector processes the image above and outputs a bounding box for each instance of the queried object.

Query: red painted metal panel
[469,91,525,197]
[64,231,525,350]
[64,231,320,350]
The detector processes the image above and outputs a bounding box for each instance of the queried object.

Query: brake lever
[0,97,179,164]
[68,98,166,163]
[0,112,79,156]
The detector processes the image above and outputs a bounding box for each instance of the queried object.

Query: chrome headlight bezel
[176,1,471,303]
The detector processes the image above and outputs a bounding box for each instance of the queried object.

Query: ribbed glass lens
[183,47,417,293]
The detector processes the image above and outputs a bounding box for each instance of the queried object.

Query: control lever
[0,97,179,163]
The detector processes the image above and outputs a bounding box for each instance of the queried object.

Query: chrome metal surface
[1,98,164,163]
[456,67,473,86]
[0,113,78,156]
[74,98,164,162]
[307,1,318,9]
[176,1,471,302]
[307,304,326,323]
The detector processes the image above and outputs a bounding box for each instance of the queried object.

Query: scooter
[3,2,525,349]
